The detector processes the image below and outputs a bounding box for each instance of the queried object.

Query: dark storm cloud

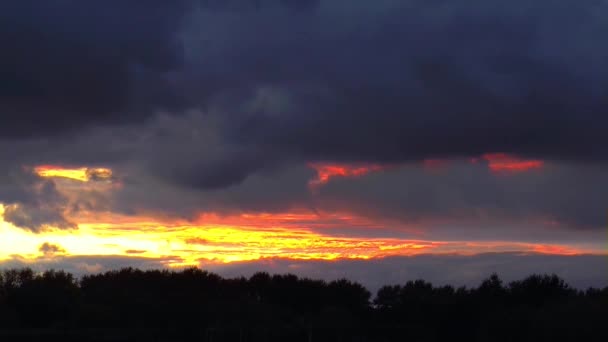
[106,115,608,230]
[0,0,191,138]
[206,0,608,165]
[2,0,607,186]
[3,110,605,233]
[0,0,324,140]
[1,0,607,234]
[151,0,608,190]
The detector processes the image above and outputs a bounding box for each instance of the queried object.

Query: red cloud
[478,153,544,174]
[308,163,386,190]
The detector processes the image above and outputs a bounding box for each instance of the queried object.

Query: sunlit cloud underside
[35,165,113,182]
[2,160,602,270]
[1,204,597,269]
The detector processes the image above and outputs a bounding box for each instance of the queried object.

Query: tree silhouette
[0,268,606,341]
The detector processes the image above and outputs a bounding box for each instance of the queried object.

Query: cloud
[477,153,544,174]
[0,0,192,139]
[197,0,607,166]
[3,203,76,232]
[0,255,174,276]
[2,0,606,156]
[207,253,608,293]
[102,151,608,232]
[113,0,607,192]
[4,114,604,238]
[38,242,66,258]
[35,166,114,183]
[315,160,608,230]
[0,0,606,239]
[1,253,605,293]
[125,250,147,255]
[0,171,77,232]
[307,163,388,191]
[0,0,321,140]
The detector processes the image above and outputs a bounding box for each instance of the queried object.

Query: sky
[1,0,607,289]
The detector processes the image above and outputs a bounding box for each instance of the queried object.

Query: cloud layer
[0,1,606,273]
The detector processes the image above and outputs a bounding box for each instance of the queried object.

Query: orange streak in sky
[194,211,381,229]
[35,165,113,182]
[481,153,544,174]
[532,244,582,255]
[0,205,438,266]
[2,204,604,269]
[308,163,386,190]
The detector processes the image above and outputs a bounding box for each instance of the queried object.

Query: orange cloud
[35,165,113,182]
[531,244,582,256]
[194,211,385,230]
[477,153,544,174]
[308,163,386,190]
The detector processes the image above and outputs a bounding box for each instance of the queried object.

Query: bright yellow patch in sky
[0,207,436,267]
[1,204,600,270]
[35,165,112,182]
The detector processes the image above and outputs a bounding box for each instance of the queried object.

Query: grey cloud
[1,0,607,239]
[0,255,174,276]
[79,0,605,193]
[316,161,608,229]
[1,253,605,294]
[0,0,322,140]
[181,0,608,167]
[0,0,192,139]
[30,112,604,233]
[208,253,608,294]
[3,203,76,232]
[108,149,608,232]
[1,170,76,232]
[2,0,607,185]
[38,242,66,258]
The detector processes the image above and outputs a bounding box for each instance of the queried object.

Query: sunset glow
[478,153,544,174]
[35,165,113,182]
[2,5,607,337]
[1,203,600,270]
[0,159,602,277]
[308,163,386,190]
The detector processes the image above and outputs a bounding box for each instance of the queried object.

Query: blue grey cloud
[207,253,608,293]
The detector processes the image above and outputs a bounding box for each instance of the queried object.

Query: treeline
[0,268,607,341]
